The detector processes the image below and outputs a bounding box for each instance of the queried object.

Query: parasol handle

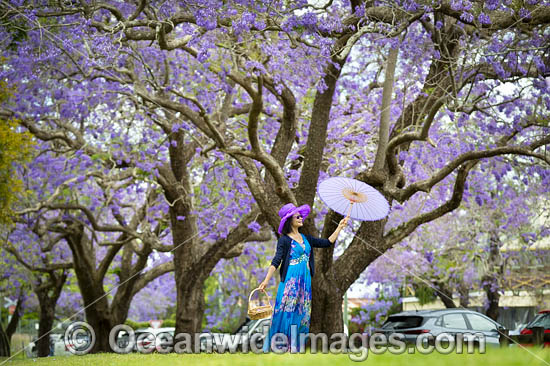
[346,201,354,218]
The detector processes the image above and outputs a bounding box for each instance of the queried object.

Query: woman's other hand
[258,280,268,291]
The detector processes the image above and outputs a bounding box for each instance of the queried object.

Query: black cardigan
[270,234,333,282]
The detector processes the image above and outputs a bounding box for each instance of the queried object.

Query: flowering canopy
[0,0,549,341]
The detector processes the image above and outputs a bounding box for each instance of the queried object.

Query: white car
[26,334,64,357]
[53,335,73,356]
[236,316,271,350]
[199,316,272,352]
[127,327,175,352]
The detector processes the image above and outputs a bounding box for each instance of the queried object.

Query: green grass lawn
[1,348,549,366]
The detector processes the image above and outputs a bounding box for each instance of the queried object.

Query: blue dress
[263,234,312,352]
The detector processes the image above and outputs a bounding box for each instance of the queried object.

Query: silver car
[375,309,506,347]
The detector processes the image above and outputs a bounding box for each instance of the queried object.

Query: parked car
[52,333,74,356]
[26,334,64,357]
[111,327,175,352]
[116,326,222,353]
[509,323,528,336]
[235,316,271,350]
[131,327,175,352]
[199,316,271,352]
[199,331,229,352]
[374,309,506,347]
[519,310,550,347]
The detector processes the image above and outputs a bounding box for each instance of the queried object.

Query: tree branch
[3,245,73,272]
[391,135,550,203]
[384,160,478,246]
[373,46,399,172]
[131,261,175,297]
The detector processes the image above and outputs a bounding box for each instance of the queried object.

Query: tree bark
[296,61,343,207]
[171,212,203,344]
[0,295,24,357]
[0,324,9,357]
[35,271,67,357]
[310,269,345,335]
[5,296,22,343]
[482,232,502,321]
[483,279,500,321]
[373,46,399,172]
[175,275,206,344]
[64,221,114,353]
[434,281,457,308]
[36,301,55,357]
[458,283,470,308]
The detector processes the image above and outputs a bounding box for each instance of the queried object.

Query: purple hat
[277,203,311,235]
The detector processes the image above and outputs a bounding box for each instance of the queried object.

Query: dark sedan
[520,310,550,347]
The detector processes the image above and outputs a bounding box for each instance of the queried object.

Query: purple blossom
[460,12,474,23]
[247,221,261,233]
[485,0,499,11]
[424,251,434,263]
[195,8,218,30]
[478,13,491,25]
[475,195,484,207]
[403,0,419,12]
[518,8,531,20]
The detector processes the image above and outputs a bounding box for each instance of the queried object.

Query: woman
[258,203,348,352]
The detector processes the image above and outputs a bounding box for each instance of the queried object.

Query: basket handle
[248,288,272,308]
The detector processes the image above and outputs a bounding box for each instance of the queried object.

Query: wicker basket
[247,288,273,320]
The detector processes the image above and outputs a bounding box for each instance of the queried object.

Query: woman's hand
[329,216,349,243]
[258,280,268,291]
[338,216,349,228]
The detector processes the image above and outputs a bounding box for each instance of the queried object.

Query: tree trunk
[311,14,462,337]
[482,232,502,321]
[0,324,10,357]
[72,265,115,354]
[35,271,67,357]
[64,220,158,353]
[86,311,115,353]
[310,213,389,335]
[70,266,115,352]
[483,278,500,321]
[175,276,206,344]
[166,140,261,346]
[63,221,113,352]
[0,295,25,357]
[435,281,457,308]
[310,271,344,335]
[457,283,470,307]
[296,62,343,207]
[309,210,344,335]
[36,301,55,357]
[171,215,200,342]
[169,180,205,346]
[5,296,22,343]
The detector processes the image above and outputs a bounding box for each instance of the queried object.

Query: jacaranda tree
[3,221,72,357]
[1,1,549,347]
